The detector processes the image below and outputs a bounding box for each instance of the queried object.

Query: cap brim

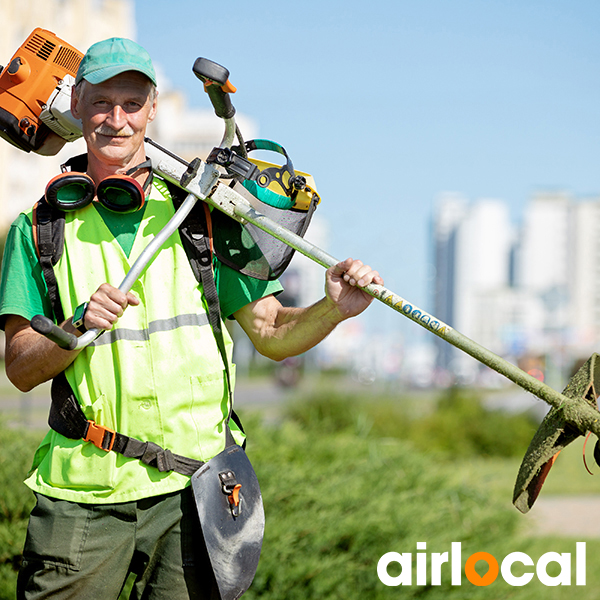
[82,65,157,86]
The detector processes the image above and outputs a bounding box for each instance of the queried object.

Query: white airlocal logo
[378,542,586,587]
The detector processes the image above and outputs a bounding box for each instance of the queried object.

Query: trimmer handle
[30,314,78,351]
[193,58,236,119]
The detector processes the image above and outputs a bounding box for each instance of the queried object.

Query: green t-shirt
[0,207,282,328]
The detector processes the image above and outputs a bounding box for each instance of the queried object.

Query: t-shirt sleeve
[214,259,283,319]
[0,213,53,330]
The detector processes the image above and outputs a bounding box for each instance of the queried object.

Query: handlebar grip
[193,57,236,119]
[30,315,78,351]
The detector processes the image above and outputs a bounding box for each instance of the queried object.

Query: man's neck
[86,148,149,187]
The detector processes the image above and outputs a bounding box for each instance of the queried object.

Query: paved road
[523,495,600,539]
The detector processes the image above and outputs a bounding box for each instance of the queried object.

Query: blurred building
[432,190,600,386]
[432,193,467,371]
[569,197,600,354]
[433,193,514,382]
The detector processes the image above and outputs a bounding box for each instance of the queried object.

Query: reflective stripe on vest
[91,312,210,346]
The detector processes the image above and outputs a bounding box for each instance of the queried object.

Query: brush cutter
[2,28,598,532]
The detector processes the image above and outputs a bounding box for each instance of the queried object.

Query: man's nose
[106,105,127,129]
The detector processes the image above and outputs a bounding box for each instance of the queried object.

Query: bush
[244,418,521,599]
[0,411,597,600]
[407,388,539,458]
[0,422,39,600]
[285,387,539,458]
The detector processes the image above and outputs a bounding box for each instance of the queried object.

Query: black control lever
[193,57,236,120]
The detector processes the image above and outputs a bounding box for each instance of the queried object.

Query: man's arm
[5,315,82,392]
[5,284,139,392]
[233,258,383,361]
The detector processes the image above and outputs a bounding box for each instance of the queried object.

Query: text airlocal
[378,542,586,587]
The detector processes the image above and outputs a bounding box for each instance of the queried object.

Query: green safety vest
[25,179,243,504]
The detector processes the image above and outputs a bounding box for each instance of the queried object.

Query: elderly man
[0,38,382,599]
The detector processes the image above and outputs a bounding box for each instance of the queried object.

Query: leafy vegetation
[285,386,539,458]
[0,422,38,598]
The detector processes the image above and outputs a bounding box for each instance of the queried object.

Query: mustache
[94,124,135,137]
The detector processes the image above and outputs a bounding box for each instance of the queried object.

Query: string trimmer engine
[0,28,83,155]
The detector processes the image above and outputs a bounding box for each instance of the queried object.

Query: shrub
[244,419,521,599]
[408,388,539,458]
[0,422,39,600]
[285,387,539,458]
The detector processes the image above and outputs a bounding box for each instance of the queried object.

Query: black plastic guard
[513,353,600,513]
[0,105,48,152]
[191,444,264,600]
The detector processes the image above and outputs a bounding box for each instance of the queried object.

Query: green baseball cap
[76,37,157,86]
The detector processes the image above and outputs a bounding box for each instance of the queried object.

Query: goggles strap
[125,157,153,193]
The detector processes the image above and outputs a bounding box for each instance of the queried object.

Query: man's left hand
[325,258,383,320]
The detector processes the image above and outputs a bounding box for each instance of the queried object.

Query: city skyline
[1,1,599,385]
[433,189,600,387]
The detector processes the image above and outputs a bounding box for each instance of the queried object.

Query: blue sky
[137,1,600,341]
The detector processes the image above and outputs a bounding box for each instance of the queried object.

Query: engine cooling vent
[24,33,56,61]
[53,46,81,76]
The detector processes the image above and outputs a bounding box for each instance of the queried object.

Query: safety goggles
[45,158,153,214]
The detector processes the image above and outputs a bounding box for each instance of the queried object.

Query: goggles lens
[97,176,145,214]
[56,182,92,204]
[100,185,141,213]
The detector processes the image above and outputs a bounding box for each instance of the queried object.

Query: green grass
[0,422,38,599]
[460,436,600,502]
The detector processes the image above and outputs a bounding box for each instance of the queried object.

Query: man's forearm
[235,296,344,362]
[269,297,344,360]
[5,316,81,392]
[235,259,381,362]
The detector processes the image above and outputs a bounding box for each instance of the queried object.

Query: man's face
[71,71,157,169]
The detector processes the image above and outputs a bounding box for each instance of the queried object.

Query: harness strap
[49,372,204,475]
[168,182,235,417]
[32,200,66,324]
[50,371,238,476]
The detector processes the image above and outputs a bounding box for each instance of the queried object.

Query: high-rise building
[432,193,467,371]
[433,190,600,385]
[433,193,513,380]
[569,197,600,357]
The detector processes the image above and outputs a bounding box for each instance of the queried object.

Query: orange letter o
[465,552,499,586]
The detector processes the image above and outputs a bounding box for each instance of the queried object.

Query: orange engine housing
[0,28,83,153]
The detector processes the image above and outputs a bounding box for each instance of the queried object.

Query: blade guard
[191,444,264,600]
[513,353,600,513]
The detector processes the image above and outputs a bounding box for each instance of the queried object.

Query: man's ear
[71,87,80,120]
[147,92,158,123]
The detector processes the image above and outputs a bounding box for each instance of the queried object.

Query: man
[0,38,383,599]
